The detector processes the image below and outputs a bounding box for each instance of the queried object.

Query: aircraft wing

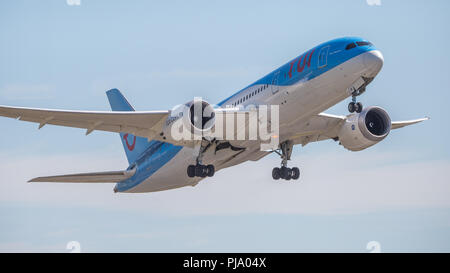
[29,167,136,183]
[286,113,429,147]
[0,104,252,148]
[0,105,169,140]
[391,118,430,129]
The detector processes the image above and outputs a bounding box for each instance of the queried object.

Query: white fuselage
[125,50,383,193]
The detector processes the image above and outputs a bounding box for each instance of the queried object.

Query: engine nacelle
[162,99,216,142]
[338,106,391,151]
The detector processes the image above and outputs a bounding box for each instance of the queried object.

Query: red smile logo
[123,134,136,151]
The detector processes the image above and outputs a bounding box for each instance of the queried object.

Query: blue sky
[0,0,449,252]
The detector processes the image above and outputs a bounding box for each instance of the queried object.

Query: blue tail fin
[106,89,152,165]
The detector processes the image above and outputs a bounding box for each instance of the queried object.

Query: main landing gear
[187,164,214,178]
[187,140,216,178]
[272,166,300,181]
[272,141,300,181]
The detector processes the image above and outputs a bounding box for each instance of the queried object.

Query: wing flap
[28,168,136,183]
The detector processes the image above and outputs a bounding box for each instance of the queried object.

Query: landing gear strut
[187,140,216,178]
[347,77,371,113]
[272,141,300,181]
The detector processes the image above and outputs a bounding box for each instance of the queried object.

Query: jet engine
[338,106,391,151]
[162,99,216,142]
[186,99,215,132]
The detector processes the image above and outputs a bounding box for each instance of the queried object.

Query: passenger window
[346,43,356,50]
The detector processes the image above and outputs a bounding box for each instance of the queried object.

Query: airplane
[0,37,428,193]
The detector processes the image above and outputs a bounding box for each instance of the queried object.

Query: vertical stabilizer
[106,89,152,164]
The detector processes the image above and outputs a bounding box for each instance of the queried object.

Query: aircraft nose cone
[363,50,384,77]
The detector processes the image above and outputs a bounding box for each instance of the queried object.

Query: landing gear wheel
[272,167,281,180]
[207,165,215,177]
[355,102,363,113]
[348,102,356,113]
[200,166,207,178]
[188,164,216,178]
[273,166,299,181]
[187,165,195,178]
[280,167,291,180]
[285,169,292,181]
[195,165,204,177]
[291,167,300,180]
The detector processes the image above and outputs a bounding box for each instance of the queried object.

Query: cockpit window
[356,41,372,46]
[345,43,356,50]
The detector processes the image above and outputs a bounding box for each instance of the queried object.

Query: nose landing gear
[348,100,363,113]
[347,76,373,113]
[348,91,363,113]
[272,141,300,181]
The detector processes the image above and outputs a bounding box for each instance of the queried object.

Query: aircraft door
[271,71,280,94]
[318,46,330,68]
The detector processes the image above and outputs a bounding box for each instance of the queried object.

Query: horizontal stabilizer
[29,168,136,183]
